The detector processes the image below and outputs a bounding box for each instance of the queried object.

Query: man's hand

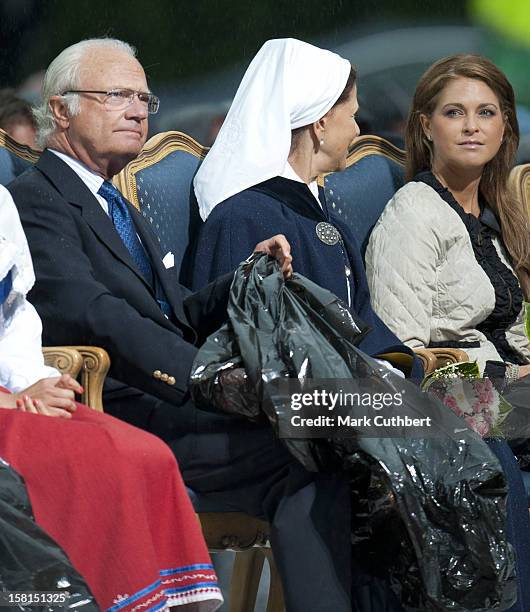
[253,234,293,278]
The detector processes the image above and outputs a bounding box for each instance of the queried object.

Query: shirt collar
[49,149,105,197]
[280,162,321,208]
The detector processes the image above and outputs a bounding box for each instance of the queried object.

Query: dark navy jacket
[191,177,422,378]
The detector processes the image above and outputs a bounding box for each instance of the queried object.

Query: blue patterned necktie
[98,181,153,284]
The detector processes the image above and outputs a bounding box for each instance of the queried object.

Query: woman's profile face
[320,85,360,173]
[420,77,505,174]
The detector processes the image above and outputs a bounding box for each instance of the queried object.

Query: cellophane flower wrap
[422,361,512,437]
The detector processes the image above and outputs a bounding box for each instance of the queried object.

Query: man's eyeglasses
[61,88,160,114]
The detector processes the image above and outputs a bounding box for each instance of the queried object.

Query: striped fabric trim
[107,564,221,612]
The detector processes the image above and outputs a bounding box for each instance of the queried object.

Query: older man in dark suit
[8,39,363,612]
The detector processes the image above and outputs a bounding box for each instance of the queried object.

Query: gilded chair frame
[0,128,40,163]
[42,346,110,412]
[114,131,208,209]
[42,347,83,380]
[509,162,530,218]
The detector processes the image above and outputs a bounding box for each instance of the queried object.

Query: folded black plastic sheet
[191,253,517,611]
[0,458,97,611]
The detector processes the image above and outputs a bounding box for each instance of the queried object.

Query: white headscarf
[194,38,351,220]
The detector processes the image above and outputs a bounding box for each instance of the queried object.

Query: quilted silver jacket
[365,181,530,374]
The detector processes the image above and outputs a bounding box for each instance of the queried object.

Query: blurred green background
[2,0,530,155]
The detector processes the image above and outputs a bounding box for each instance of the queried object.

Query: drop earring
[319,138,324,145]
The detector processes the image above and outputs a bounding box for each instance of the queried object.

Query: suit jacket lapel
[37,151,193,331]
[36,150,153,292]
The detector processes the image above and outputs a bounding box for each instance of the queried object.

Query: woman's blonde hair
[406,54,530,298]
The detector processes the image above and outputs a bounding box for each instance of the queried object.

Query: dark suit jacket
[8,150,232,407]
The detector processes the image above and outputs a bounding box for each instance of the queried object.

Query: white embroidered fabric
[0,185,58,391]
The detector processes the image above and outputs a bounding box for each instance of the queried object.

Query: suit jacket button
[160,373,169,382]
[167,376,176,385]
[153,370,162,379]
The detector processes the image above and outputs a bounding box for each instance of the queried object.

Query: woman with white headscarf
[190,39,530,612]
[0,185,223,612]
[192,38,421,379]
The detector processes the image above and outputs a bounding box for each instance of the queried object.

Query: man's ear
[419,113,431,141]
[48,96,71,129]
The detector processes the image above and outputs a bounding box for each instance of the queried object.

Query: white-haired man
[9,38,363,612]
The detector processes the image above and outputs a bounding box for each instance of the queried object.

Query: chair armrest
[413,348,438,375]
[429,348,469,370]
[413,347,469,375]
[42,345,110,412]
[75,346,110,412]
[198,512,270,552]
[42,347,83,378]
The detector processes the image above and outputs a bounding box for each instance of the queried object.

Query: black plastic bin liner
[191,254,516,611]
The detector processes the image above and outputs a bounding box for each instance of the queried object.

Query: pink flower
[466,416,478,432]
[473,420,490,437]
[474,380,494,403]
[471,400,482,414]
[443,394,463,416]
[424,372,505,437]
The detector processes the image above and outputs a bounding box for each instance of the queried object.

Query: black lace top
[417,172,525,368]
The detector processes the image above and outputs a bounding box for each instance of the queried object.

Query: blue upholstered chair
[113,131,204,286]
[323,135,405,258]
[115,131,284,612]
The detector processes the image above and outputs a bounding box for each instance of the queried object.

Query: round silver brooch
[315,221,341,246]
